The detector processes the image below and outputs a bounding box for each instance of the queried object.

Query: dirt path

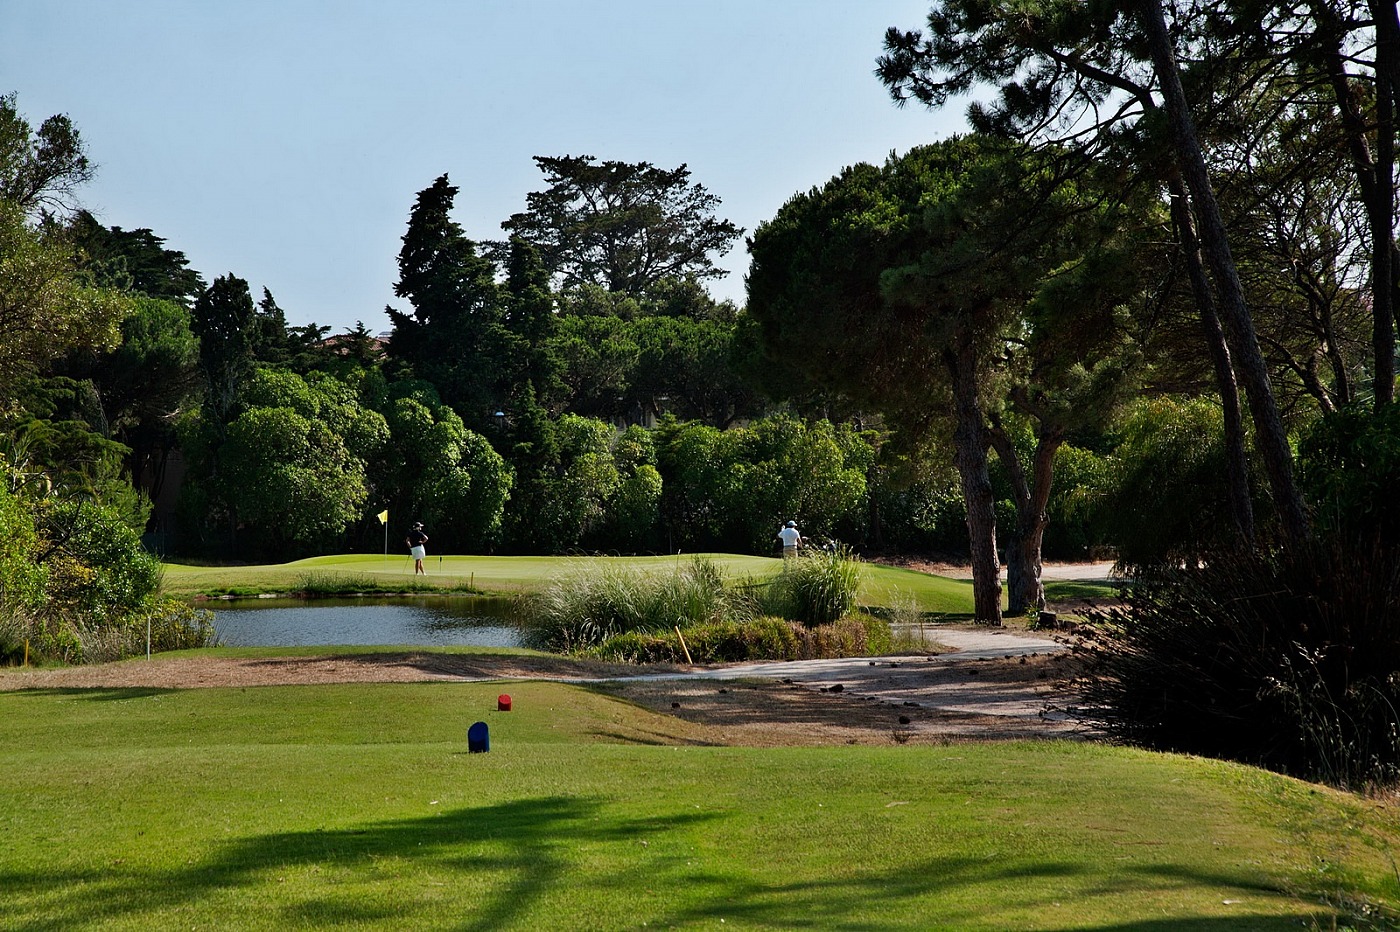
[0,629,1089,747]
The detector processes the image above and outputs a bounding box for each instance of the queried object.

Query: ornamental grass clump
[519,556,732,653]
[759,544,863,626]
[1075,536,1400,789]
[589,613,893,663]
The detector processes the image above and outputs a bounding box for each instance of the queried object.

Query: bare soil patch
[594,652,1088,747]
[0,647,1089,748]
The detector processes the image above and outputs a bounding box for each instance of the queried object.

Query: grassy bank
[161,553,1113,617]
[0,678,1395,929]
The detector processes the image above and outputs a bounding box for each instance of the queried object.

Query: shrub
[758,545,863,626]
[1300,402,1400,545]
[0,607,29,665]
[588,614,893,664]
[518,556,732,653]
[1074,537,1400,789]
[144,599,217,653]
[23,597,216,665]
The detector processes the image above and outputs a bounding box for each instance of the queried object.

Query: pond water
[210,597,523,648]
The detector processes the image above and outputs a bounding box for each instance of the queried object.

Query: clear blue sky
[1,1,964,333]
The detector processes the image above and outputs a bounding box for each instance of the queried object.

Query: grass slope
[2,680,1396,929]
[162,553,1109,617]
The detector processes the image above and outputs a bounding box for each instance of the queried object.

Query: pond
[210,596,524,648]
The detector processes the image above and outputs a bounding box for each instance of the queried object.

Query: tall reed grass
[519,549,871,658]
[756,545,863,626]
[518,556,734,653]
[589,613,894,663]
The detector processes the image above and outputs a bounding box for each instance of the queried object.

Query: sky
[1,1,966,334]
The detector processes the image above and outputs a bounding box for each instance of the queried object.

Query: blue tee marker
[467,721,490,753]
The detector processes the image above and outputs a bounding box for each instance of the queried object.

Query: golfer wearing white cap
[776,519,804,561]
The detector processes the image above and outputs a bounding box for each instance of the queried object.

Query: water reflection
[211,596,522,648]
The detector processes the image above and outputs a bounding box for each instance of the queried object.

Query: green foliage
[142,599,216,654]
[0,477,45,614]
[518,556,733,653]
[1300,403,1400,545]
[1040,442,1112,559]
[501,155,742,296]
[191,273,256,424]
[607,463,663,549]
[520,547,867,657]
[0,91,93,217]
[385,174,519,429]
[93,294,201,436]
[544,302,760,427]
[0,488,210,665]
[0,410,150,531]
[67,210,206,304]
[501,414,667,554]
[589,613,893,663]
[37,499,160,627]
[654,415,871,552]
[0,201,130,398]
[1077,537,1400,789]
[756,545,864,626]
[746,137,1017,422]
[869,462,970,554]
[181,368,389,558]
[1082,396,1253,571]
[221,407,370,553]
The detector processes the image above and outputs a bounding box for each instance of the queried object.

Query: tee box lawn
[2,677,1397,929]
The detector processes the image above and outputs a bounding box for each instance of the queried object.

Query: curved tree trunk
[1168,177,1256,545]
[1371,0,1399,405]
[1139,0,1310,547]
[944,333,1002,625]
[988,420,1059,616]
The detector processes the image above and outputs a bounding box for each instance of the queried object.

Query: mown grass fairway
[161,553,1105,616]
[2,679,1396,929]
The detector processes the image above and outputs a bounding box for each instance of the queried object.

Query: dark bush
[1300,402,1400,546]
[1074,537,1400,788]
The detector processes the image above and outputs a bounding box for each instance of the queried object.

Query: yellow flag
[377,509,389,525]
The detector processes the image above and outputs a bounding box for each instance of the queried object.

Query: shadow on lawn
[652,856,1323,930]
[2,796,714,930]
[3,798,1333,930]
[8,686,179,701]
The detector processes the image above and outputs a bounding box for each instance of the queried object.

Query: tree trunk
[943,333,1002,625]
[1372,0,1397,405]
[1139,0,1310,547]
[988,420,1059,616]
[1320,2,1397,405]
[1168,177,1256,545]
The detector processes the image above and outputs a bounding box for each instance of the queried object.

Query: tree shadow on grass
[1,796,718,931]
[648,856,1338,931]
[0,796,1365,930]
[6,686,179,701]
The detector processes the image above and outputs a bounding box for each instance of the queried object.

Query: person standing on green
[776,520,804,561]
[406,522,429,575]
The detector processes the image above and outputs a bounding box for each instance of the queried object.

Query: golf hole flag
[377,509,389,525]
